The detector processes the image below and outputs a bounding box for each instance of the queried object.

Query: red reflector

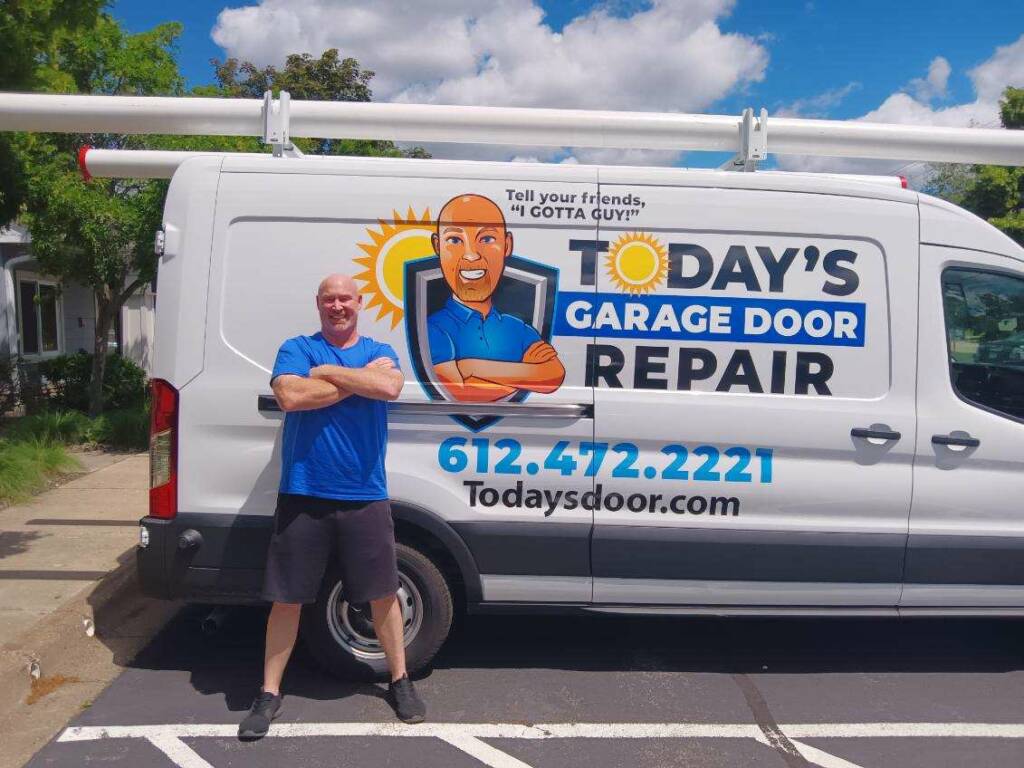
[149,379,178,520]
[899,175,908,189]
[78,145,93,182]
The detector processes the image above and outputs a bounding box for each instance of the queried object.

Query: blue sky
[109,0,1024,172]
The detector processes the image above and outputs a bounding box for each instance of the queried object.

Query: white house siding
[61,281,95,355]
[122,287,155,373]
[1,227,156,371]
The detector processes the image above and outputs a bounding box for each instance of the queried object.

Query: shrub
[86,407,149,451]
[5,410,91,444]
[0,438,80,504]
[0,355,18,416]
[39,352,148,412]
[15,359,50,415]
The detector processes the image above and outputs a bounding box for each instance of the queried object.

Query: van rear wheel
[301,543,453,681]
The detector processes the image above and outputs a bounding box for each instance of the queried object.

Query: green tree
[13,31,426,414]
[207,49,429,158]
[0,0,105,224]
[18,15,184,415]
[926,87,1024,245]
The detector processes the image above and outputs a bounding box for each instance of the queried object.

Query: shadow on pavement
[126,602,1024,714]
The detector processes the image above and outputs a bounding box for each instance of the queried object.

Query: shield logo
[404,254,559,431]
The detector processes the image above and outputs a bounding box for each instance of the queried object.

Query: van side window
[941,267,1024,421]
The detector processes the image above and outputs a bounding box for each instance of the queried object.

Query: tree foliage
[17,15,184,414]
[7,15,425,413]
[207,49,428,158]
[926,86,1024,245]
[0,0,105,224]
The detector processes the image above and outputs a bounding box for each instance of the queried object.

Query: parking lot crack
[732,673,810,768]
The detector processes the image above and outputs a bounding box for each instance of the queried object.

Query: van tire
[301,543,453,682]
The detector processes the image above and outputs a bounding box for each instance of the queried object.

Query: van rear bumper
[136,514,269,604]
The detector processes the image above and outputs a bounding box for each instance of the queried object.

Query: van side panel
[587,180,919,606]
[172,164,599,601]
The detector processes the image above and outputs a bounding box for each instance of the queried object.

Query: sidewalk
[0,451,182,768]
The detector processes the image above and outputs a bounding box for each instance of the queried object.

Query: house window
[17,276,62,357]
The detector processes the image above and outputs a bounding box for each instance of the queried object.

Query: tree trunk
[89,292,113,417]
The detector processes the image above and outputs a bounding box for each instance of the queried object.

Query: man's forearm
[312,365,403,401]
[274,377,350,412]
[457,358,565,393]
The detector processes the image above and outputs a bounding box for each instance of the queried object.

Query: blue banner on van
[552,292,866,347]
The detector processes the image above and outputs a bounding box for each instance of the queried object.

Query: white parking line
[790,740,867,768]
[58,721,1024,768]
[146,735,217,768]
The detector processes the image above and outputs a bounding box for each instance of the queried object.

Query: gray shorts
[261,493,399,605]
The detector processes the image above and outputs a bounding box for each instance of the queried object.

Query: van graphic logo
[354,207,434,329]
[403,194,564,431]
[606,231,668,294]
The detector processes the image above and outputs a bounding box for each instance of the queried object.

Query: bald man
[428,194,565,402]
[239,274,425,739]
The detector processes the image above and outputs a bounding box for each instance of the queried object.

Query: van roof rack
[0,90,1021,179]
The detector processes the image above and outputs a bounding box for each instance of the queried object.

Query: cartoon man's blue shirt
[427,296,541,366]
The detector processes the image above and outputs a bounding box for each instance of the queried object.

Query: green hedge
[86,408,150,451]
[38,353,148,413]
[4,406,149,452]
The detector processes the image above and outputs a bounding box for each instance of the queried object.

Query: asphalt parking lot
[25,607,1024,767]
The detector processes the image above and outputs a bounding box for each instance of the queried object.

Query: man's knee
[369,593,397,610]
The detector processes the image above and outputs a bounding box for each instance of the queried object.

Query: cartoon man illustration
[427,194,565,402]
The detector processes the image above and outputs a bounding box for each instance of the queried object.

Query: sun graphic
[605,231,668,294]
[354,207,434,328]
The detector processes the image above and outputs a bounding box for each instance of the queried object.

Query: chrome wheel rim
[325,572,423,659]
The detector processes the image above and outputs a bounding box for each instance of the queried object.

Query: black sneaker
[388,675,426,723]
[238,691,282,740]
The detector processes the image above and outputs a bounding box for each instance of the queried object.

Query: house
[0,224,155,373]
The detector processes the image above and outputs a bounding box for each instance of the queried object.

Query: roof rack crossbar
[2,90,1021,166]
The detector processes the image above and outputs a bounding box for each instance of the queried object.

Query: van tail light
[899,175,908,189]
[149,379,178,519]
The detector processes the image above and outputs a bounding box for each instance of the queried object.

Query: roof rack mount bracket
[720,107,767,172]
[261,90,302,158]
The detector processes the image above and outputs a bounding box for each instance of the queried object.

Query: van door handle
[851,427,901,441]
[932,433,980,448]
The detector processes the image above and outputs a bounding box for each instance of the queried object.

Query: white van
[138,154,1024,679]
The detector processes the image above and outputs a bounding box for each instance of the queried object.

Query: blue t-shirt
[427,297,541,366]
[271,333,400,501]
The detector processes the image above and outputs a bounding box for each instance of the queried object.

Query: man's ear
[505,231,514,258]
[431,232,440,255]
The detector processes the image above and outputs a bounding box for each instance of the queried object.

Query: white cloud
[907,56,951,102]
[777,35,1024,179]
[211,0,768,164]
[777,81,860,118]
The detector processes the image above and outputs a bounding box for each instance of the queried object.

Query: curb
[0,548,181,767]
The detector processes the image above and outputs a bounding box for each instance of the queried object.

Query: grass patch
[0,439,82,504]
[2,406,150,452]
[0,404,148,504]
[5,410,92,445]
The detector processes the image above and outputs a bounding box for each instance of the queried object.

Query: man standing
[239,273,425,740]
